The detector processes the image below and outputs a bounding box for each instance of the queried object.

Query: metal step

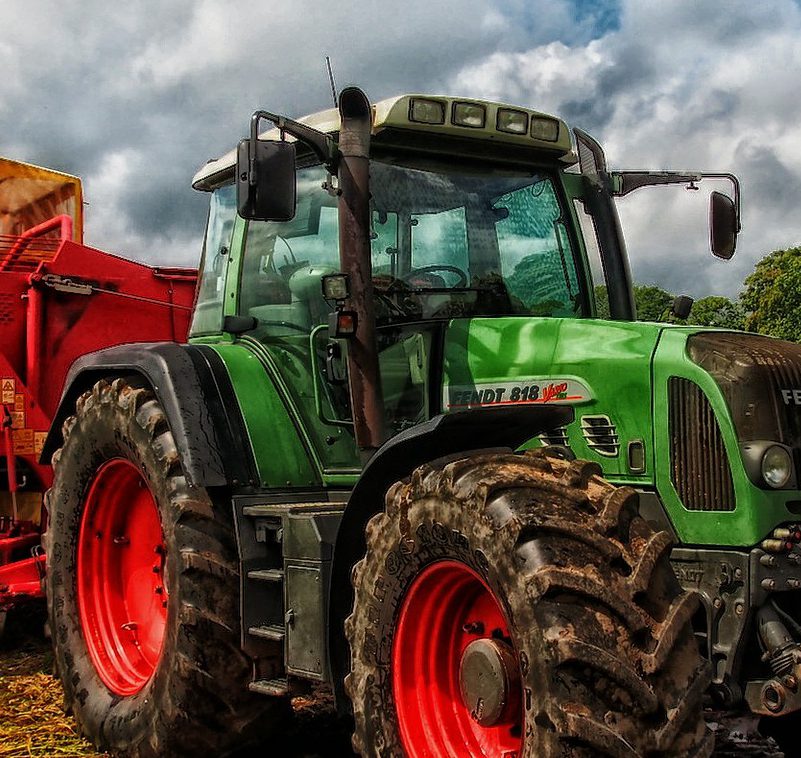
[248,624,285,642]
[248,677,289,697]
[247,568,284,582]
[243,502,341,517]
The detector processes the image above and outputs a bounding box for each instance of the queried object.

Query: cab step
[247,568,284,582]
[248,624,285,642]
[248,677,289,697]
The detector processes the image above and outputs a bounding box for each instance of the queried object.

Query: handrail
[0,214,73,273]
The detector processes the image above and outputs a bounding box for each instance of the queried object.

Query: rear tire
[45,377,288,757]
[345,449,713,757]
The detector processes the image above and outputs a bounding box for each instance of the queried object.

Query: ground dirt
[0,609,785,757]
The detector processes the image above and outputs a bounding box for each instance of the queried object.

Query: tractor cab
[190,92,738,466]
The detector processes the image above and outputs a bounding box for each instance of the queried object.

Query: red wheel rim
[392,560,523,757]
[76,459,168,696]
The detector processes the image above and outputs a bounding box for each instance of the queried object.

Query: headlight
[762,445,793,488]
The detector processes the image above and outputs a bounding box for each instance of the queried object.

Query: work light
[452,102,486,128]
[530,116,560,142]
[322,273,350,302]
[409,99,446,125]
[496,109,528,135]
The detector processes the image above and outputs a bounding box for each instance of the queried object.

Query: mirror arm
[611,170,741,231]
[249,110,340,173]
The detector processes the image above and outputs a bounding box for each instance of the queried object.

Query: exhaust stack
[337,87,386,456]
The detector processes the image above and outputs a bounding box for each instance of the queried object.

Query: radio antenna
[325,56,338,108]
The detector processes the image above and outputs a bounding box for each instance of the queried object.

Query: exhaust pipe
[337,87,386,457]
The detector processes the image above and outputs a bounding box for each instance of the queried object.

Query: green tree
[594,284,674,321]
[593,284,610,319]
[741,246,801,341]
[633,285,674,321]
[688,296,745,330]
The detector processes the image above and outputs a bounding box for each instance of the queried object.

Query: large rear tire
[45,377,288,757]
[345,449,713,757]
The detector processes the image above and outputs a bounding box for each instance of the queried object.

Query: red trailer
[0,157,197,634]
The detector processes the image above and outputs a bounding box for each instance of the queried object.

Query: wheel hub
[76,458,167,696]
[392,560,523,757]
[459,637,521,727]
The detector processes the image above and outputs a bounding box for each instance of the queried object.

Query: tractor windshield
[238,160,585,331]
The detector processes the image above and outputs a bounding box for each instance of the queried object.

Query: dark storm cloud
[1,0,595,263]
[454,0,801,299]
[733,142,801,217]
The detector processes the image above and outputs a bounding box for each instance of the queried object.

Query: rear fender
[41,343,256,489]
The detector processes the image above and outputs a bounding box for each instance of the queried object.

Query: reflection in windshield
[239,160,584,331]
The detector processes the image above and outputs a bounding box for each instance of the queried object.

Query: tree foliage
[633,285,673,322]
[593,284,743,328]
[593,284,673,321]
[741,246,801,342]
[688,296,745,330]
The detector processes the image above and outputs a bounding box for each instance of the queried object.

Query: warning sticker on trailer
[12,428,34,455]
[13,394,24,413]
[444,378,593,410]
[1,378,14,405]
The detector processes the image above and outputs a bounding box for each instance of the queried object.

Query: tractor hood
[441,317,663,479]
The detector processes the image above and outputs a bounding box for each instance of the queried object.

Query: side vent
[669,377,735,511]
[580,415,619,456]
[539,426,569,447]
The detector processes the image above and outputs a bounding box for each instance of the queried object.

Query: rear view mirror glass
[236,139,297,222]
[710,190,737,260]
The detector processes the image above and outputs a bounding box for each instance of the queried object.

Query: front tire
[345,449,713,757]
[46,377,287,757]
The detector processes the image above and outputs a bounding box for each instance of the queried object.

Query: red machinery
[0,157,197,633]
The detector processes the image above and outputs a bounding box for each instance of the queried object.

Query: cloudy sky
[2,0,800,299]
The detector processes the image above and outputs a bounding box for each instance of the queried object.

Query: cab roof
[192,94,575,191]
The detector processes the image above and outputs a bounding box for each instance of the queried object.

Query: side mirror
[710,190,737,260]
[236,137,296,221]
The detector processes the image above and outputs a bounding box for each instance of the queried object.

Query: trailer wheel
[345,449,713,757]
[45,377,288,758]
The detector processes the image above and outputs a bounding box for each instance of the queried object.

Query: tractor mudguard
[327,403,574,711]
[41,343,256,489]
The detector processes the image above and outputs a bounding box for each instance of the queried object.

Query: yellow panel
[0,157,83,242]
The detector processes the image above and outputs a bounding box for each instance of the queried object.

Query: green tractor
[42,87,799,757]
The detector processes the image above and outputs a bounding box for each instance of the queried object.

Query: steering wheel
[399,265,468,288]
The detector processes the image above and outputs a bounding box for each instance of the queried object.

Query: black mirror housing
[710,190,737,260]
[236,139,297,221]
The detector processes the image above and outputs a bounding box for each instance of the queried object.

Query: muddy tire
[45,377,288,758]
[344,449,713,757]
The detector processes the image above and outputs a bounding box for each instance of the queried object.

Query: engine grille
[580,415,619,456]
[688,332,801,447]
[669,377,735,511]
[539,426,569,447]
